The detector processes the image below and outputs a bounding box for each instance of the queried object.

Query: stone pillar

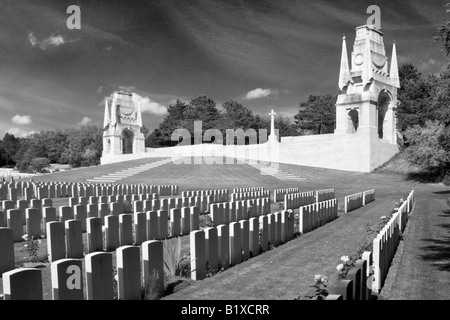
[259,215,269,252]
[119,214,133,246]
[229,222,241,266]
[74,205,87,233]
[142,240,164,299]
[85,252,114,300]
[0,227,15,274]
[117,245,141,300]
[190,206,200,232]
[217,225,229,270]
[157,210,168,239]
[240,220,250,261]
[43,207,57,237]
[47,222,66,262]
[190,230,206,281]
[65,220,83,259]
[181,207,190,235]
[134,212,147,245]
[146,211,159,240]
[170,208,181,237]
[59,206,74,224]
[2,268,43,300]
[205,227,219,272]
[51,259,84,300]
[26,208,41,239]
[87,217,103,253]
[105,215,120,252]
[6,209,23,242]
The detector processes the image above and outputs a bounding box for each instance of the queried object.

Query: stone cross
[269,109,277,142]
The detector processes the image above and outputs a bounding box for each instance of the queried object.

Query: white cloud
[11,115,32,125]
[132,93,168,116]
[27,32,67,50]
[7,128,35,138]
[78,117,92,126]
[244,88,278,100]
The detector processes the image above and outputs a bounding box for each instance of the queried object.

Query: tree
[395,63,433,133]
[0,143,8,167]
[294,94,337,135]
[146,100,189,148]
[30,158,51,173]
[433,3,450,56]
[220,100,255,129]
[1,133,19,167]
[61,126,103,167]
[275,116,300,138]
[404,121,450,174]
[429,65,450,125]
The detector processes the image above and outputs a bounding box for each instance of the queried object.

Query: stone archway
[377,91,391,140]
[122,129,134,154]
[348,109,359,133]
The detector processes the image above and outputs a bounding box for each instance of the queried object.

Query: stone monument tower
[335,25,400,145]
[102,91,146,160]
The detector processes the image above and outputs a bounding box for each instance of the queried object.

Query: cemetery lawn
[11,159,450,299]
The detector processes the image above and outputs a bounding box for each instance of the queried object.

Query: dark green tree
[395,63,433,133]
[294,94,337,135]
[433,3,450,56]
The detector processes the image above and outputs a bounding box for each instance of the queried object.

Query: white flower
[114,274,118,282]
[24,244,29,249]
[37,240,41,245]
[22,234,29,241]
[336,264,344,271]
[341,256,350,263]
[314,274,322,283]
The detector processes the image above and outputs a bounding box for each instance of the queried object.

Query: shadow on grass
[420,222,450,272]
[406,169,443,184]
[438,210,450,218]
[434,191,450,195]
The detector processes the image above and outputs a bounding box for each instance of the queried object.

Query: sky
[0,0,449,138]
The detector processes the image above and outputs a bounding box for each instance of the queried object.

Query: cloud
[132,93,168,116]
[7,127,35,138]
[11,115,32,125]
[27,32,67,50]
[244,88,278,100]
[78,117,92,126]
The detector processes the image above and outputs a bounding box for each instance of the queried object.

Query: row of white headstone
[273,187,300,202]
[232,187,264,193]
[344,189,375,213]
[230,191,271,203]
[181,189,229,202]
[210,198,271,227]
[2,241,165,300]
[0,205,201,275]
[372,190,415,293]
[0,181,178,202]
[298,199,338,234]
[190,210,296,280]
[281,189,336,209]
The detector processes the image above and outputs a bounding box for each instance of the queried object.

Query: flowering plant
[20,234,42,263]
[336,255,355,280]
[309,274,329,300]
